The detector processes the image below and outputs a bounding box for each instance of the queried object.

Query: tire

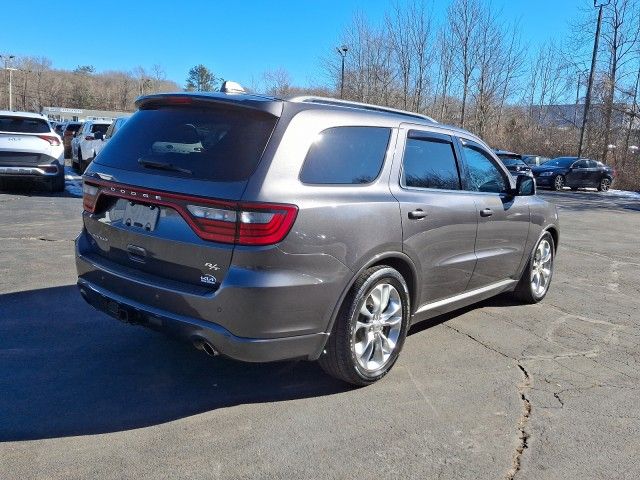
[48,171,65,193]
[513,232,555,304]
[553,175,565,191]
[570,187,578,191]
[598,177,611,192]
[318,266,411,386]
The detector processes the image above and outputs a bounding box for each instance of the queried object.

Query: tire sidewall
[346,268,410,382]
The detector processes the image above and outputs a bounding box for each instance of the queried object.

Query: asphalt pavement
[0,181,638,479]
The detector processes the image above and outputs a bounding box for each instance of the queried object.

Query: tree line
[1,0,639,189]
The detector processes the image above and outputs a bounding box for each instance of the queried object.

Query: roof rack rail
[288,96,437,123]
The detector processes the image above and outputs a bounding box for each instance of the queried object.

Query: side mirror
[513,174,535,196]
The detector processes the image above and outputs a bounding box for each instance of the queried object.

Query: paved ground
[0,180,638,479]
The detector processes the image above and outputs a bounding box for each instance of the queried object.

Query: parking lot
[0,180,639,479]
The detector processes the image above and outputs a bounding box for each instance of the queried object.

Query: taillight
[186,202,297,245]
[82,180,298,246]
[83,182,99,212]
[38,135,61,146]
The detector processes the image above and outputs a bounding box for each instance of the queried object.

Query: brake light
[83,182,99,212]
[38,135,61,146]
[82,180,298,246]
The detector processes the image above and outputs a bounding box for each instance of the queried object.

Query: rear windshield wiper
[138,158,192,175]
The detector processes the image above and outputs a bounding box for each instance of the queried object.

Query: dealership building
[41,106,131,122]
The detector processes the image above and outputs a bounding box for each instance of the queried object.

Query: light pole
[336,45,348,99]
[1,54,16,111]
[577,0,610,159]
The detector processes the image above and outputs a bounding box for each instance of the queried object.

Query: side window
[586,160,599,168]
[573,160,588,169]
[299,126,391,185]
[401,134,461,190]
[461,142,508,194]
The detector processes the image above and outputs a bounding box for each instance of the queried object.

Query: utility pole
[1,54,16,111]
[336,45,348,99]
[577,1,610,159]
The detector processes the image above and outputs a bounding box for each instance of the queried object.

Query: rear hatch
[81,95,288,290]
[0,114,59,166]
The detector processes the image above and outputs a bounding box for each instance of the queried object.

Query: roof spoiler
[135,92,283,117]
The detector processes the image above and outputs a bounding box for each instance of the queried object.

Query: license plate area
[123,202,160,231]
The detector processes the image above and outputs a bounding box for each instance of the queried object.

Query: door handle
[408,209,427,220]
[480,208,493,217]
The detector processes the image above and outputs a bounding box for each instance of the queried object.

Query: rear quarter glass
[94,106,278,182]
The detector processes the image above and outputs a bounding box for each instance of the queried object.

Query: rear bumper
[77,277,328,362]
[0,164,63,178]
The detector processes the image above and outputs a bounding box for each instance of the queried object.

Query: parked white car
[71,120,112,172]
[0,111,65,192]
[94,116,129,158]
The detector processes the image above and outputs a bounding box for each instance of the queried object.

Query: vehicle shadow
[0,285,351,442]
[0,178,75,199]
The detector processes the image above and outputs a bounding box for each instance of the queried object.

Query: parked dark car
[532,156,615,192]
[61,121,83,158]
[76,91,559,386]
[522,154,550,166]
[494,150,532,177]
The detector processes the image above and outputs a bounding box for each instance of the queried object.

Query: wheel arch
[314,251,419,359]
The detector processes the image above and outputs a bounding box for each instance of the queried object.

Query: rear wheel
[513,232,555,304]
[598,177,611,192]
[553,175,565,191]
[318,266,410,386]
[48,171,65,192]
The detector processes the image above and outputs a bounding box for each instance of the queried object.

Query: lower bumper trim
[77,278,328,363]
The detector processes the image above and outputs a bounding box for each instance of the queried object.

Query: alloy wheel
[531,238,553,297]
[352,283,403,372]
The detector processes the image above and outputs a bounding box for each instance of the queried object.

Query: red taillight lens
[82,180,298,246]
[236,204,298,246]
[38,135,61,146]
[83,182,99,212]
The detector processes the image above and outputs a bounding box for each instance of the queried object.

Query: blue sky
[1,0,590,88]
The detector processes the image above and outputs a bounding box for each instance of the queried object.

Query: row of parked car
[52,117,129,172]
[494,150,615,192]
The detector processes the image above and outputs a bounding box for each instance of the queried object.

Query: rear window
[91,123,110,134]
[66,123,82,133]
[95,107,278,182]
[0,116,50,134]
[299,126,390,185]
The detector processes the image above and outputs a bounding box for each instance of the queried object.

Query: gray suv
[76,92,559,385]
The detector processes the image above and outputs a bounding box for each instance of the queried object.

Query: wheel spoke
[359,302,373,318]
[373,335,385,365]
[355,319,370,333]
[379,284,391,312]
[369,287,382,314]
[380,301,400,321]
[379,332,396,353]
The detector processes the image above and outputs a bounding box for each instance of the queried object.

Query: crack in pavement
[442,323,532,480]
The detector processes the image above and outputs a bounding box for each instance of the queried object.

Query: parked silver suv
[76,92,559,385]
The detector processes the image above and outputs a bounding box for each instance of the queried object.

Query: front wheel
[553,175,565,191]
[513,232,555,304]
[598,177,611,192]
[318,266,410,386]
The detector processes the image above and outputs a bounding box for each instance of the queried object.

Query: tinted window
[0,116,50,133]
[501,158,527,167]
[546,157,576,167]
[586,160,599,168]
[402,137,460,190]
[91,123,110,134]
[573,160,588,168]
[66,123,82,133]
[95,106,278,182]
[300,127,390,184]
[462,143,508,193]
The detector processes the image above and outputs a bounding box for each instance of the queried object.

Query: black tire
[570,187,578,191]
[597,177,611,192]
[48,171,65,192]
[553,175,565,191]
[513,232,555,304]
[318,265,411,386]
